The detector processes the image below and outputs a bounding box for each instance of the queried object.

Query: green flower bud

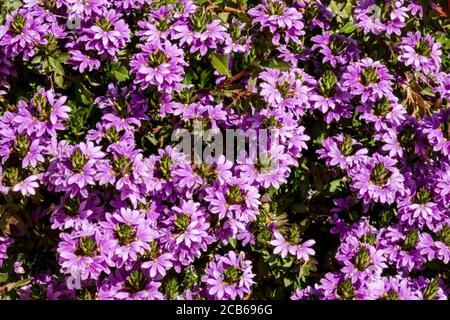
[415,40,431,57]
[354,247,372,271]
[115,223,137,246]
[337,279,355,300]
[2,167,20,187]
[163,277,179,300]
[148,50,168,67]
[113,155,132,176]
[13,134,30,157]
[339,135,354,156]
[403,229,419,250]
[361,67,379,85]
[370,163,390,186]
[174,214,191,233]
[361,233,377,246]
[380,290,399,300]
[415,187,431,205]
[159,154,173,180]
[64,197,80,217]
[96,17,112,32]
[423,279,439,300]
[226,185,245,205]
[223,266,243,285]
[10,14,25,35]
[105,126,120,144]
[373,96,390,117]
[71,149,88,173]
[75,236,98,257]
[436,224,450,246]
[267,0,285,15]
[319,70,338,98]
[123,271,148,294]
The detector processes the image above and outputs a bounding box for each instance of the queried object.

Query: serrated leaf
[210,53,231,77]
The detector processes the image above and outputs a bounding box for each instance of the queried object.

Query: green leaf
[210,53,231,77]
[260,57,291,70]
[283,277,293,287]
[0,272,8,284]
[111,64,129,82]
[228,236,237,249]
[48,56,65,76]
[340,21,357,34]
[421,87,435,98]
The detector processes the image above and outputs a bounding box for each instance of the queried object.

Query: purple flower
[248,0,305,45]
[270,230,316,261]
[14,89,71,137]
[0,235,13,268]
[57,221,111,280]
[100,208,155,268]
[349,153,405,205]
[98,269,164,300]
[342,58,394,103]
[0,8,47,60]
[399,32,442,74]
[354,0,411,36]
[130,41,187,91]
[201,251,255,300]
[77,10,131,58]
[318,135,368,170]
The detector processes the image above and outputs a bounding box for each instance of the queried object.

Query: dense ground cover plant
[0,0,449,300]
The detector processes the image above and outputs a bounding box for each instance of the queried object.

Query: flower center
[361,67,380,86]
[414,187,431,205]
[96,18,112,32]
[174,214,191,234]
[71,149,88,173]
[123,271,148,294]
[63,197,80,217]
[148,50,169,67]
[370,163,390,186]
[10,14,25,35]
[75,236,98,257]
[115,223,137,246]
[223,266,243,285]
[319,70,338,98]
[415,39,431,57]
[353,247,371,271]
[339,135,354,156]
[373,96,390,117]
[226,185,245,205]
